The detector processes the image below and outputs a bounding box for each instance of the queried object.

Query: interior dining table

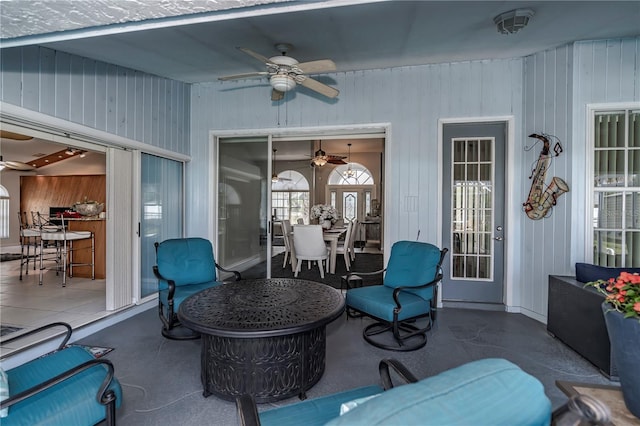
[288,227,347,274]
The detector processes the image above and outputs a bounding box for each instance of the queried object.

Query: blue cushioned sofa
[237,358,551,426]
[0,323,122,425]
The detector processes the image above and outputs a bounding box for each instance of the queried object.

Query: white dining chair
[292,225,329,278]
[334,220,353,271]
[348,219,360,262]
[281,219,293,269]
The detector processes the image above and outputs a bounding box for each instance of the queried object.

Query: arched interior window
[272,170,310,223]
[327,163,374,185]
[0,185,10,238]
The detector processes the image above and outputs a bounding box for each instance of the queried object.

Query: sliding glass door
[217,136,271,275]
[140,153,184,298]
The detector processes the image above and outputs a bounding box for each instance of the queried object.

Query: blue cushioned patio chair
[0,322,122,426]
[153,237,242,340]
[345,241,448,351]
[236,358,551,426]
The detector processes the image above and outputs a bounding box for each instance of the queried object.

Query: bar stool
[18,211,41,280]
[38,214,95,287]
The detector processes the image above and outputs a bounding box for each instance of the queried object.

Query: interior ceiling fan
[218,43,339,101]
[0,130,36,171]
[310,140,346,167]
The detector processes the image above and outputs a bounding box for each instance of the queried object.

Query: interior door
[442,122,506,304]
[217,136,271,276]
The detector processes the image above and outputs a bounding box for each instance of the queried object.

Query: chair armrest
[378,358,419,390]
[236,394,261,426]
[0,359,117,410]
[215,263,242,281]
[153,265,177,299]
[391,273,443,311]
[345,269,386,289]
[0,322,72,350]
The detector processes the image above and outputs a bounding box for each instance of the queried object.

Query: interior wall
[521,37,640,320]
[20,175,106,221]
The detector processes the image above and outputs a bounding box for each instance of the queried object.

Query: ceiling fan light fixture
[312,148,327,166]
[270,74,296,92]
[494,8,534,34]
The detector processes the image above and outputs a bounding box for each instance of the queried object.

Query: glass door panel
[140,153,184,298]
[218,137,270,275]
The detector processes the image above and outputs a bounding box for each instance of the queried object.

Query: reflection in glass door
[140,154,184,298]
[217,137,270,275]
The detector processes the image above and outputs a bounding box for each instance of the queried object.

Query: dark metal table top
[178,278,345,338]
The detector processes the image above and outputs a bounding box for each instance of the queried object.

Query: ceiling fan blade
[218,72,269,81]
[298,76,339,98]
[0,160,35,171]
[271,89,285,101]
[327,158,347,165]
[0,130,33,140]
[296,59,336,74]
[238,47,273,65]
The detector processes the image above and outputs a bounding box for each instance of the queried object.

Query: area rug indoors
[242,252,383,289]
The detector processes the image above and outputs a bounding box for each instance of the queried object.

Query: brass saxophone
[523,133,570,220]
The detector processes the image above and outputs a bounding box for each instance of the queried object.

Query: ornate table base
[201,327,326,402]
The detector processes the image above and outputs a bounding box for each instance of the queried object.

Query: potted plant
[310,204,339,229]
[586,271,640,418]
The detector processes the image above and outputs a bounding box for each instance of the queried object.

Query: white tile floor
[0,245,109,357]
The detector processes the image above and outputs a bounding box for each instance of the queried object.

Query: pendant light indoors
[312,140,328,166]
[272,149,279,182]
[343,143,355,178]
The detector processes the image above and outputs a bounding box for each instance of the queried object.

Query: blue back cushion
[384,241,442,300]
[156,238,216,287]
[575,262,640,283]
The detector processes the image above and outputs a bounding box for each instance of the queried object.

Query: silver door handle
[494,236,503,241]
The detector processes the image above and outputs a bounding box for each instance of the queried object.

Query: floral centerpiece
[310,204,339,228]
[585,271,640,417]
[586,271,640,321]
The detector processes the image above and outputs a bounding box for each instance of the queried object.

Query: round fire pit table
[178,278,345,403]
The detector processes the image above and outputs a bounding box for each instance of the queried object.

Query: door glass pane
[218,137,268,270]
[451,138,494,280]
[343,192,357,221]
[140,154,183,298]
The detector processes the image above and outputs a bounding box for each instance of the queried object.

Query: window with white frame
[271,170,310,224]
[592,109,640,267]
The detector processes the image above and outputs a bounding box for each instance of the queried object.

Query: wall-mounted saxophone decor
[523,133,569,220]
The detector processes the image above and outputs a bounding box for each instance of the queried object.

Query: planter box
[547,275,617,379]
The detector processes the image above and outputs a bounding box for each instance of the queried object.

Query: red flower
[586,271,640,321]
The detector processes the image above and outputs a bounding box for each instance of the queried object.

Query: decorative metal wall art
[523,133,570,220]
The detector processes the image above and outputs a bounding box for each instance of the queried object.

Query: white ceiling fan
[218,43,339,101]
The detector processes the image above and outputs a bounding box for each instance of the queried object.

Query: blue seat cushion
[326,358,551,426]
[259,385,382,426]
[384,241,441,300]
[346,285,431,322]
[158,280,224,309]
[156,238,217,287]
[4,346,122,426]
